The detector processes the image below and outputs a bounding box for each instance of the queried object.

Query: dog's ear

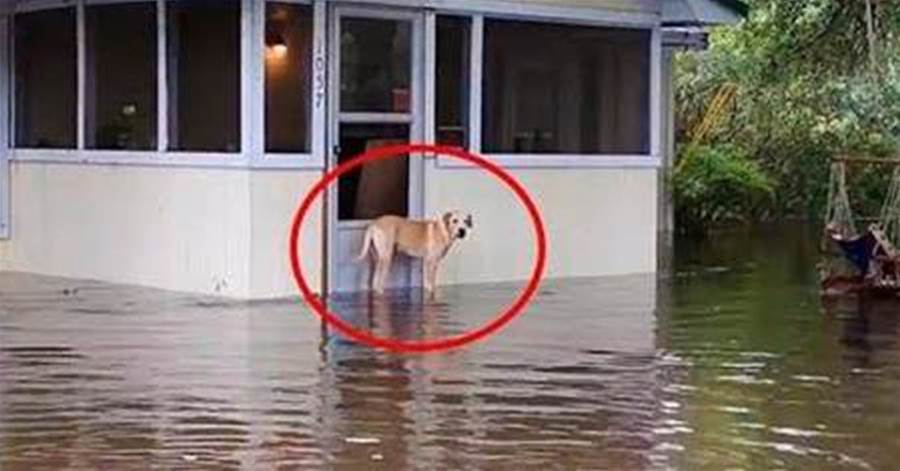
[442,212,453,230]
[464,214,473,228]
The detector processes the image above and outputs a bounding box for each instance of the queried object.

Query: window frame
[9,0,325,169]
[258,0,323,166]
[8,0,660,170]
[431,11,661,169]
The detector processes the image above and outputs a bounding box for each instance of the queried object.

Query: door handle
[332,145,342,156]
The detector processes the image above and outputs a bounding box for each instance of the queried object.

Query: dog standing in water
[356,210,473,296]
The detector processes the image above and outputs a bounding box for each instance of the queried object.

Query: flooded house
[0,0,744,298]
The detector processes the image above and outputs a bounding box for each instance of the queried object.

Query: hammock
[821,157,900,293]
[830,231,878,275]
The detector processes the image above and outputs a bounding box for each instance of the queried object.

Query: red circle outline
[288,144,547,353]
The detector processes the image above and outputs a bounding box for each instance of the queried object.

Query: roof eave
[662,0,747,28]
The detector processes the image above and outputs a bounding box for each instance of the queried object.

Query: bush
[673,144,775,233]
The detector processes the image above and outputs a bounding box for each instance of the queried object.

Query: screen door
[326,6,424,293]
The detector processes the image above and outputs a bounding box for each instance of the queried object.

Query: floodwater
[1,225,899,470]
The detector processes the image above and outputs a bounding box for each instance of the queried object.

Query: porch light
[266,30,288,58]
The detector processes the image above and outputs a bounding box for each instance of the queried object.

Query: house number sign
[314,39,326,110]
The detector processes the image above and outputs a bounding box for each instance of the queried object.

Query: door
[327,6,424,293]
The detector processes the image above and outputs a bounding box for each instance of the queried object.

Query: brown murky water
[2,225,899,470]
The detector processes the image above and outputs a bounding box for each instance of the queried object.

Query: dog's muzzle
[457,228,467,239]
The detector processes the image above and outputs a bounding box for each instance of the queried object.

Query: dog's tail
[356,226,373,262]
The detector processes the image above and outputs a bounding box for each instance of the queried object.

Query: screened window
[483,19,650,154]
[436,16,470,148]
[340,18,411,113]
[14,8,77,149]
[265,2,313,153]
[85,3,158,150]
[167,0,241,152]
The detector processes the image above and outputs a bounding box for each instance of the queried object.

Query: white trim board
[0,16,10,239]
[8,149,659,171]
[650,26,662,159]
[9,149,327,170]
[436,154,662,169]
[467,14,483,153]
[322,0,660,27]
[76,0,86,150]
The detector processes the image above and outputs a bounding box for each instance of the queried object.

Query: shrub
[673,144,776,233]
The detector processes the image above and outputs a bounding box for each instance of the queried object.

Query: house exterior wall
[425,164,658,285]
[0,159,655,298]
[0,160,323,298]
[249,170,323,299]
[0,0,720,298]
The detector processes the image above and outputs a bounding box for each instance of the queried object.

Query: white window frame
[8,0,663,171]
[429,9,662,169]
[0,14,10,239]
[256,0,325,169]
[9,0,325,170]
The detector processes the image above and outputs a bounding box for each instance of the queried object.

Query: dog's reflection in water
[322,290,447,348]
[365,290,444,341]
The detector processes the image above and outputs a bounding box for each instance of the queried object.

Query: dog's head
[442,210,474,240]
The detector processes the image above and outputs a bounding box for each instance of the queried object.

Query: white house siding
[249,170,323,299]
[425,164,658,286]
[0,161,323,298]
[0,158,653,298]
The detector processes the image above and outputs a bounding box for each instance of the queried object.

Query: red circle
[288,144,547,353]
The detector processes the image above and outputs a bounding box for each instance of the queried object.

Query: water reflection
[2,225,900,469]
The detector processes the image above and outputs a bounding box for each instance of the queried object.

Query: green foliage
[675,0,900,226]
[673,144,775,233]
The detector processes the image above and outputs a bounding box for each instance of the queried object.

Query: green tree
[675,0,900,225]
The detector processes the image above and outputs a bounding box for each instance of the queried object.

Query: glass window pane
[436,16,470,148]
[265,2,313,153]
[482,19,650,154]
[340,18,411,113]
[167,0,241,152]
[337,124,409,220]
[14,8,77,149]
[85,3,157,150]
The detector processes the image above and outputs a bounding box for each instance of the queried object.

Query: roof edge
[662,0,748,27]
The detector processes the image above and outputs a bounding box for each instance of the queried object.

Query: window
[14,8,77,149]
[85,3,157,150]
[436,16,470,148]
[482,19,650,154]
[340,18,411,113]
[265,2,313,153]
[167,0,241,152]
[337,124,409,220]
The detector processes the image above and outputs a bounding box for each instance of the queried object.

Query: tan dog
[356,210,473,296]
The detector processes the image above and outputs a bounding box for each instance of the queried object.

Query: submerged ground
[1,224,898,470]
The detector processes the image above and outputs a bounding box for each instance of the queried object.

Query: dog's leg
[375,254,392,295]
[423,259,434,294]
[372,258,384,294]
[373,236,394,295]
[368,227,392,294]
[430,262,439,297]
[424,259,439,300]
[356,225,373,262]
[370,256,383,294]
